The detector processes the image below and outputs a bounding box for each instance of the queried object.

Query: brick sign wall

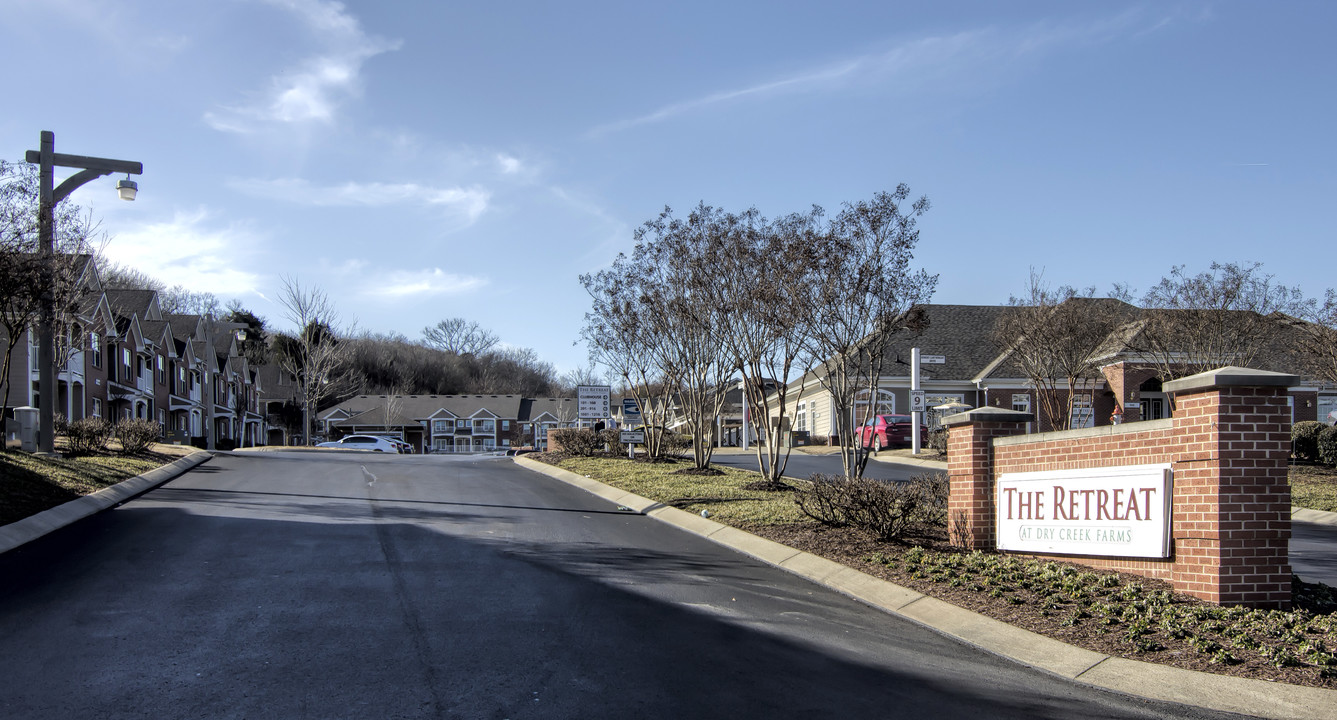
[945,367,1295,609]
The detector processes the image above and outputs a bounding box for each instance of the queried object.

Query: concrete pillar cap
[942,407,1034,427]
[1162,366,1298,394]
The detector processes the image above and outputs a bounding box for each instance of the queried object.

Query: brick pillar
[945,408,1033,550]
[1165,367,1295,609]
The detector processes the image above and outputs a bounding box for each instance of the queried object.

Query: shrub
[66,417,113,456]
[548,428,602,457]
[928,428,949,455]
[794,472,947,541]
[1292,421,1324,462]
[114,418,161,455]
[1319,425,1337,467]
[599,428,627,456]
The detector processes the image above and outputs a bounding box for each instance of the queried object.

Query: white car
[317,435,401,453]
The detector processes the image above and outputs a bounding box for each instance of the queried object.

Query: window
[501,420,510,431]
[1070,394,1094,429]
[795,402,808,432]
[92,398,102,418]
[476,419,495,434]
[90,333,101,368]
[433,419,454,433]
[157,356,165,384]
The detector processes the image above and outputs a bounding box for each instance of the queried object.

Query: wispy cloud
[228,178,490,221]
[588,9,1190,137]
[204,0,400,133]
[358,268,489,299]
[103,209,266,298]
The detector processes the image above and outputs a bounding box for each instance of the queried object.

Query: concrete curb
[514,455,1337,720]
[0,451,212,555]
[1294,507,1337,527]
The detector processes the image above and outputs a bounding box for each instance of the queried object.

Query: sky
[1,1,1333,376]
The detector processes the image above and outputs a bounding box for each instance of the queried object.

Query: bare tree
[1134,262,1309,384]
[0,160,100,426]
[699,206,819,485]
[1291,288,1337,389]
[993,270,1129,432]
[273,276,358,445]
[422,318,498,355]
[800,187,936,478]
[580,251,676,460]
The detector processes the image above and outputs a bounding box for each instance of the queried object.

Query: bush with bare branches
[114,418,160,455]
[794,472,947,540]
[65,417,112,456]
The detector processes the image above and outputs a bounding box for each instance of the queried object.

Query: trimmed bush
[548,428,602,456]
[1292,421,1325,462]
[1318,425,1337,467]
[66,417,113,456]
[114,418,161,455]
[794,472,948,541]
[599,428,626,456]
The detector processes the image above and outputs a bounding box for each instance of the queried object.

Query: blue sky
[2,1,1332,375]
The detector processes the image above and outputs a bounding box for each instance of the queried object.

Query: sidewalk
[515,454,1337,720]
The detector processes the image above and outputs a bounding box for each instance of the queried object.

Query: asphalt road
[1292,520,1337,587]
[0,452,1248,719]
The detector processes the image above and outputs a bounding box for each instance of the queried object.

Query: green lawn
[557,456,808,526]
[0,445,195,526]
[1292,463,1337,513]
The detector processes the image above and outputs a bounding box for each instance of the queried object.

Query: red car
[859,414,927,453]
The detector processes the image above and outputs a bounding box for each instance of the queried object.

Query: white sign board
[996,464,1173,558]
[620,430,645,444]
[909,390,927,413]
[577,385,611,420]
[920,355,946,364]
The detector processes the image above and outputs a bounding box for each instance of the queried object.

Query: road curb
[514,454,1337,720]
[1294,507,1337,527]
[0,451,213,555]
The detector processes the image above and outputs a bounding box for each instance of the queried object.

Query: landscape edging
[513,454,1337,720]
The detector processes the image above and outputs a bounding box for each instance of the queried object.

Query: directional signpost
[577,385,611,420]
[620,397,642,457]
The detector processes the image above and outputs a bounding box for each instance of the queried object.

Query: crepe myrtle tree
[1295,289,1337,389]
[694,205,821,486]
[993,269,1132,432]
[1134,262,1309,381]
[580,244,679,461]
[631,203,737,470]
[798,186,936,479]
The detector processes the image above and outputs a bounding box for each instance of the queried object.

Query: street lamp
[25,131,142,455]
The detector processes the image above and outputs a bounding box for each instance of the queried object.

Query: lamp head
[116,176,138,201]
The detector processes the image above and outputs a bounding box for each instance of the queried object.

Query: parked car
[382,437,413,453]
[859,414,927,453]
[317,435,402,453]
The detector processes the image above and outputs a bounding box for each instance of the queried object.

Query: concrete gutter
[0,451,212,555]
[515,454,1337,720]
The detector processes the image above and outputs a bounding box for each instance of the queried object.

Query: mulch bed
[740,521,1337,689]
